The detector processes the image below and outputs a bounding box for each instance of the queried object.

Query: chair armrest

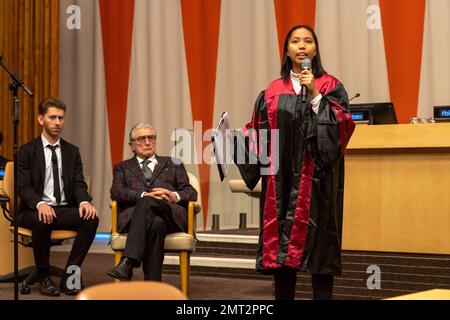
[187,201,202,236]
[187,201,194,235]
[0,191,10,209]
[229,179,262,198]
[111,200,117,234]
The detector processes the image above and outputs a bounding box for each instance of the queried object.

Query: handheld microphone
[301,58,312,103]
[349,92,360,102]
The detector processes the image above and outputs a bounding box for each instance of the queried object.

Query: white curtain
[59,0,450,232]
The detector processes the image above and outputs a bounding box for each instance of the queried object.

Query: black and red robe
[235,74,355,275]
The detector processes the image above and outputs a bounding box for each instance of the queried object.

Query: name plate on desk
[350,102,398,125]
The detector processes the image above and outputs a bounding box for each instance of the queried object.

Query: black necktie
[47,145,61,204]
[141,159,153,181]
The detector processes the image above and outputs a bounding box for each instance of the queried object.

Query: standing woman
[235,24,355,300]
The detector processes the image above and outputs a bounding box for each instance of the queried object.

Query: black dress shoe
[60,276,84,295]
[39,277,60,297]
[107,257,138,281]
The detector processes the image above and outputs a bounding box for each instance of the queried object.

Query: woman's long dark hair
[280,24,326,83]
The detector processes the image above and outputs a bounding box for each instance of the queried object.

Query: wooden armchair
[109,172,201,297]
[0,162,78,294]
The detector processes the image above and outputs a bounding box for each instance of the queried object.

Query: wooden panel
[343,124,450,254]
[0,0,59,160]
[386,289,450,300]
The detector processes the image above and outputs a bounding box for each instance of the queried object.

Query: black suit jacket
[17,137,92,220]
[110,155,197,233]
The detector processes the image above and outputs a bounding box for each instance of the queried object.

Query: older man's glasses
[132,135,157,144]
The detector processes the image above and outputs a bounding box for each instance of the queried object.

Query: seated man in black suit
[0,130,10,179]
[108,123,197,281]
[17,97,99,296]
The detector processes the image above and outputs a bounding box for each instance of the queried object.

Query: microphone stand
[0,56,33,300]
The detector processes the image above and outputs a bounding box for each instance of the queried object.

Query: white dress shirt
[136,154,157,173]
[37,135,67,207]
[36,135,90,209]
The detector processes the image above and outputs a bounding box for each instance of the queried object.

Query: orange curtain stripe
[274,0,316,60]
[181,0,221,229]
[99,0,135,165]
[379,0,426,123]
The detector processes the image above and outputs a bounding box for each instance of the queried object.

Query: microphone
[301,57,312,103]
[0,55,34,97]
[349,92,360,102]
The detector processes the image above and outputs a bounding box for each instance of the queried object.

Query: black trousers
[274,267,334,300]
[123,197,180,281]
[21,206,99,280]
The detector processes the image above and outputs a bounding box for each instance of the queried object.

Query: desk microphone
[349,92,360,102]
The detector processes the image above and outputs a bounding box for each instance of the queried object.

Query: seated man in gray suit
[108,123,197,281]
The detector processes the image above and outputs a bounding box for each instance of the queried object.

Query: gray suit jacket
[110,155,197,233]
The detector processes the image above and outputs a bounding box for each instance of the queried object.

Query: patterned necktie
[141,159,153,181]
[47,145,61,204]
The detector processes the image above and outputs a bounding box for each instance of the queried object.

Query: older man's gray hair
[129,123,155,142]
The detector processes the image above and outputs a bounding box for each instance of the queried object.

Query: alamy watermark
[65,265,82,290]
[66,5,81,30]
[171,121,279,176]
[366,5,382,30]
[366,264,381,290]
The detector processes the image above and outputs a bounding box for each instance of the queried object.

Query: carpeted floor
[0,251,274,300]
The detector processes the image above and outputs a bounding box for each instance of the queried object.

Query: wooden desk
[227,124,450,255]
[386,289,450,300]
[342,124,450,254]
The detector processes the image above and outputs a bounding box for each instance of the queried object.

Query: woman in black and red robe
[235,24,355,300]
